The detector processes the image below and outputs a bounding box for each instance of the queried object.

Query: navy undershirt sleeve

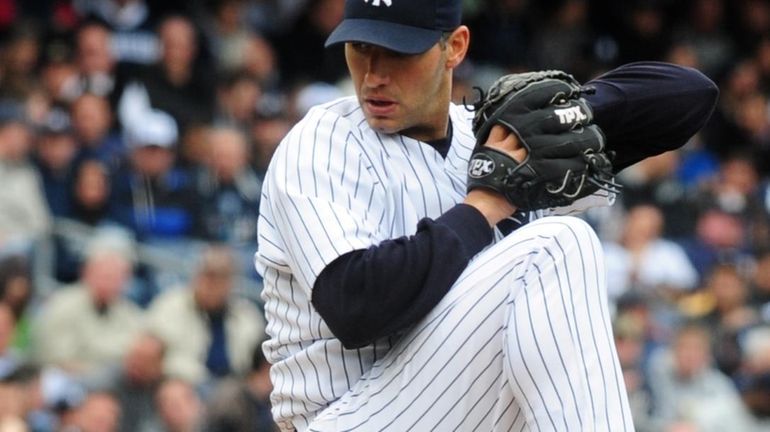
[312,61,719,349]
[312,204,492,348]
[584,61,719,172]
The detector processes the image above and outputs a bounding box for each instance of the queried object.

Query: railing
[33,218,264,307]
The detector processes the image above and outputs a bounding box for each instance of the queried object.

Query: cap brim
[325,18,442,55]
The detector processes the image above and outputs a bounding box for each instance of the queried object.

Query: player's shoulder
[294,96,366,133]
[275,96,366,155]
[448,101,475,133]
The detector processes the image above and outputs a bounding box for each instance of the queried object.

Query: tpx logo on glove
[469,154,495,178]
[554,106,587,125]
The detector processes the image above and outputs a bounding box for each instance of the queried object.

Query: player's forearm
[311,204,492,349]
[585,61,719,172]
[464,189,516,226]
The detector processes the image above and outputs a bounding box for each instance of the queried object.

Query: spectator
[682,207,752,279]
[672,0,735,79]
[531,0,597,80]
[204,343,278,432]
[0,364,48,432]
[248,112,292,177]
[731,0,770,53]
[270,0,347,85]
[702,59,762,159]
[239,34,280,90]
[41,56,80,106]
[202,0,269,77]
[115,15,215,134]
[32,229,143,375]
[615,0,673,64]
[617,150,697,239]
[687,263,759,376]
[0,303,20,380]
[155,378,203,432]
[603,204,699,308]
[0,23,40,100]
[96,333,166,432]
[145,245,265,384]
[58,390,121,432]
[647,322,757,431]
[694,154,768,251]
[32,108,79,218]
[734,93,770,175]
[110,107,199,242]
[241,0,310,37]
[74,0,159,65]
[613,312,655,432]
[465,0,533,72]
[736,325,770,424]
[215,70,263,128]
[59,22,118,102]
[195,126,261,278]
[0,256,32,350]
[0,103,51,255]
[750,251,770,321]
[69,159,114,228]
[665,41,702,70]
[70,93,124,168]
[49,159,118,285]
[204,0,284,91]
[756,36,770,90]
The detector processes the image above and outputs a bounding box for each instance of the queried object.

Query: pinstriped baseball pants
[308,216,634,432]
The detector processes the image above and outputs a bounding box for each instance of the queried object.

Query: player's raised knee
[519,215,603,263]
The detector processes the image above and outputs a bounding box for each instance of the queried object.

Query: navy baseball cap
[325,0,463,55]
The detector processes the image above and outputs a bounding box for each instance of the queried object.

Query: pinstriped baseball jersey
[256,96,623,431]
[257,96,477,429]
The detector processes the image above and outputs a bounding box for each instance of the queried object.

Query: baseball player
[256,0,719,430]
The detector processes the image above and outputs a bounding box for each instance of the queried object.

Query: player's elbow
[311,283,377,350]
[332,325,373,350]
[676,66,720,136]
[314,302,374,349]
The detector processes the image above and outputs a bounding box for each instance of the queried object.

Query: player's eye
[350,42,373,53]
[349,42,410,60]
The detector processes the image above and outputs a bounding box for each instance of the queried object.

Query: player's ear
[444,25,469,70]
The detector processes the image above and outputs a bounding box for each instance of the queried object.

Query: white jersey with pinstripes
[256,96,626,431]
[257,96,477,429]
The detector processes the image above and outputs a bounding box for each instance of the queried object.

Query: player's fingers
[485,126,526,161]
[486,125,509,143]
[507,137,527,162]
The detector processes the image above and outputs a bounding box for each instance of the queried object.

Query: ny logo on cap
[364,0,392,6]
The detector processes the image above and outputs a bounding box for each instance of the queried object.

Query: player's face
[345,27,468,142]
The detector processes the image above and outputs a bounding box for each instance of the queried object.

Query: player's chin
[365,116,403,136]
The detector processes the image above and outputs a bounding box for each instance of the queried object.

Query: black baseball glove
[467,70,619,211]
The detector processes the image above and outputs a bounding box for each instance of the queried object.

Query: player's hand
[464,126,526,226]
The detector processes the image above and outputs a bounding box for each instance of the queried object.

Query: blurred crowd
[0,0,769,431]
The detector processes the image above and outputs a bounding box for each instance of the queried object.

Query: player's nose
[364,51,390,87]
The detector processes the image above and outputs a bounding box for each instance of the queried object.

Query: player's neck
[401,114,451,143]
[424,119,453,159]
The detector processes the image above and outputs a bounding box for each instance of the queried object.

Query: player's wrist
[464,189,517,226]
